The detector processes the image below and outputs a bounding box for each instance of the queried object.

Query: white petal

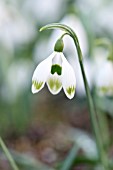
[47,73,62,95]
[32,52,55,93]
[52,52,62,66]
[61,54,76,99]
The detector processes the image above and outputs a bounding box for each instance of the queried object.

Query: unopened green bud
[54,38,64,52]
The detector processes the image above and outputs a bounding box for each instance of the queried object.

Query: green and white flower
[32,51,76,99]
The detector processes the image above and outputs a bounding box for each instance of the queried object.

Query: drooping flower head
[32,37,76,99]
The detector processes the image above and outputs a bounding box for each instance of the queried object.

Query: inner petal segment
[51,64,62,75]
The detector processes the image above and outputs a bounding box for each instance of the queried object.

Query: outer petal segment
[47,73,62,95]
[61,54,76,99]
[32,53,54,93]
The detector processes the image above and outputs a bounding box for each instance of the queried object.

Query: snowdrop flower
[32,38,76,99]
[95,61,113,96]
[93,49,113,96]
[2,59,33,103]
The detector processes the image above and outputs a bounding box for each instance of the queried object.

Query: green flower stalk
[39,23,109,170]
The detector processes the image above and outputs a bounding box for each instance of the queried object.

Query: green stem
[40,23,109,170]
[61,144,79,170]
[0,136,19,170]
[76,51,109,170]
[60,33,68,39]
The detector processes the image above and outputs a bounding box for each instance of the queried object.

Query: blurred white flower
[69,56,95,96]
[32,51,76,99]
[0,1,36,50]
[64,127,98,159]
[2,60,33,102]
[76,0,102,15]
[96,3,113,35]
[22,0,64,23]
[94,49,113,96]
[77,0,113,36]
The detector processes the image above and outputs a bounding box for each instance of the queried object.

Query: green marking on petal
[99,86,113,93]
[32,80,43,90]
[66,86,75,95]
[48,78,62,92]
[51,64,62,75]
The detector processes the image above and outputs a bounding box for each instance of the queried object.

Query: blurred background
[0,0,113,169]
